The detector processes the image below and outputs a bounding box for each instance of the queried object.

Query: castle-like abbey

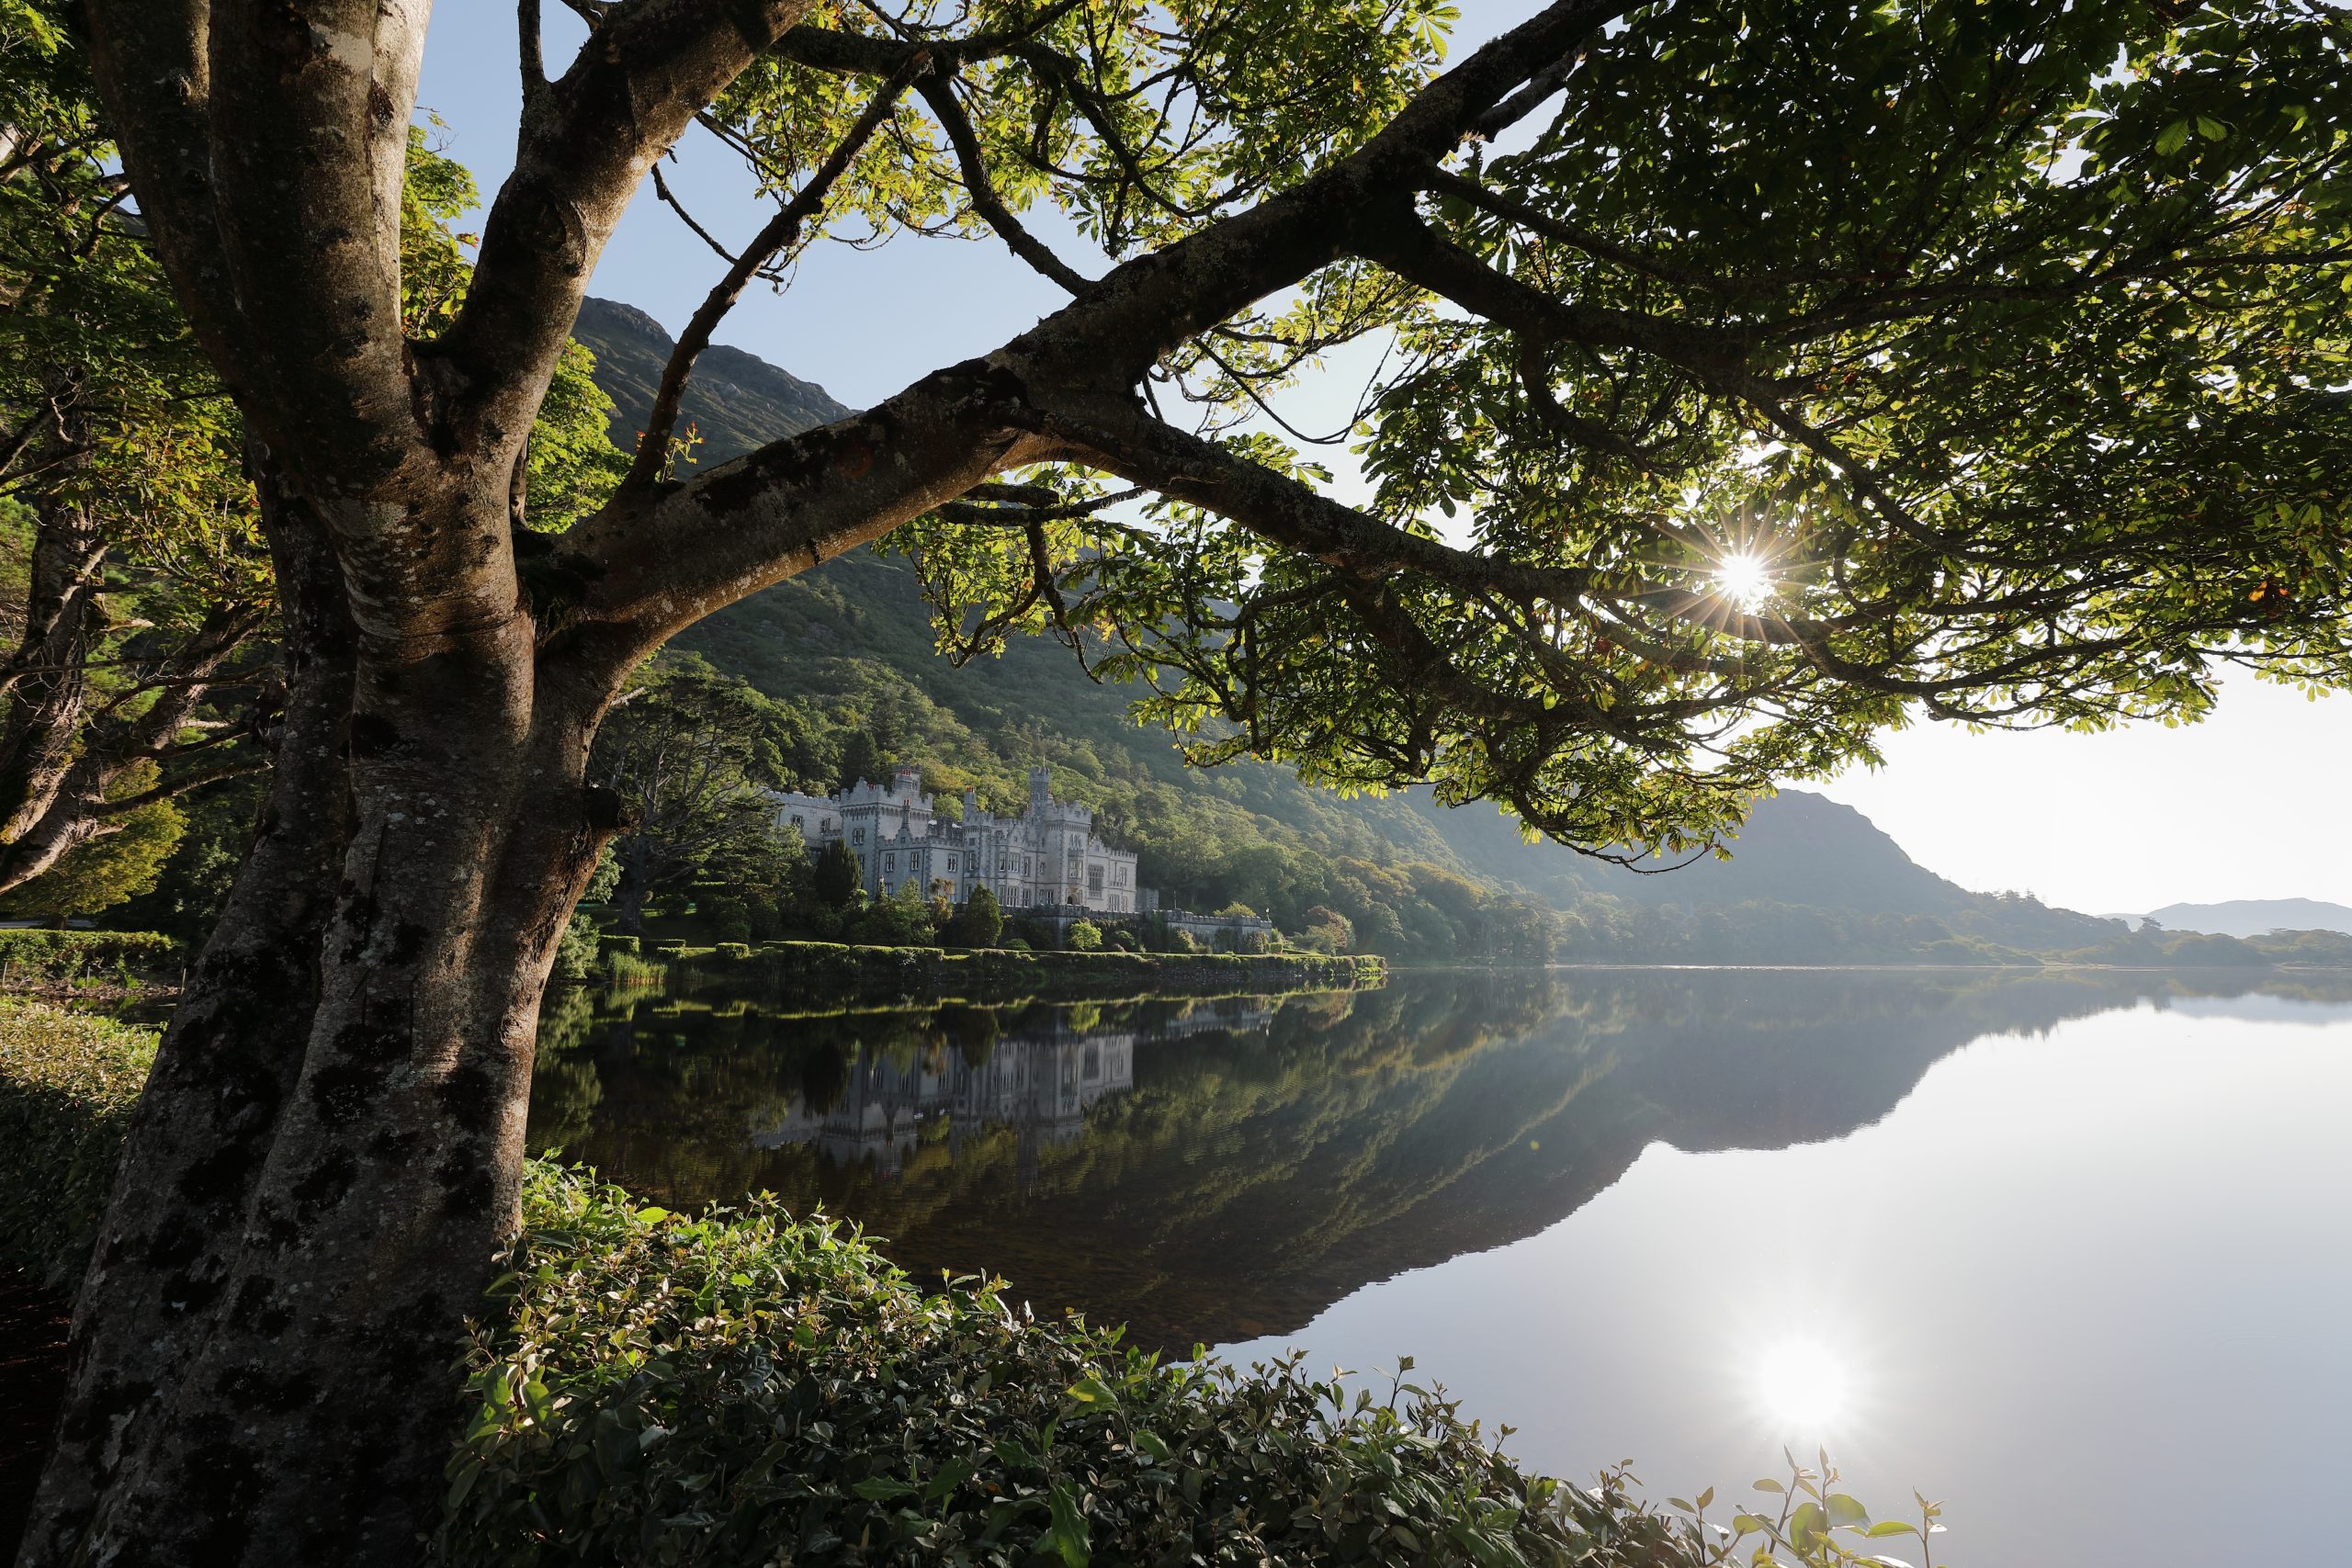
[766,765,1145,914]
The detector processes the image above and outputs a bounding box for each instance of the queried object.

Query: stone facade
[767,764,1143,914]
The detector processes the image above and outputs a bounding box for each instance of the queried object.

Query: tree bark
[615,829,651,937]
[17,470,356,1564]
[23,482,624,1566]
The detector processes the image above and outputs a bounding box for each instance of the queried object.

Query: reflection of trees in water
[527,967,2334,1352]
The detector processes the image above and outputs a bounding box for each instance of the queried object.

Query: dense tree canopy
[21,2,2352,1562]
[588,657,803,931]
[0,2,268,896]
[888,0,2352,856]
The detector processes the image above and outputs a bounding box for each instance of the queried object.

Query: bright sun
[1756,1339,1848,1430]
[1713,551,1774,611]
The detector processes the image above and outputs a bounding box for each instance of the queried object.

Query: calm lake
[529,968,2352,1567]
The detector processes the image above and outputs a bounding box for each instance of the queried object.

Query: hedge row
[664,941,1385,1004]
[0,928,183,983]
[0,998,156,1288]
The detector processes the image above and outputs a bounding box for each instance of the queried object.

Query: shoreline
[647,941,1385,1003]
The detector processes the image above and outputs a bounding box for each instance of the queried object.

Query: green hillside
[575,301,1553,960]
[573,299,2125,964]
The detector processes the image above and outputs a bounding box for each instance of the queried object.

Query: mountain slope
[572,299,1479,880]
[2141,898,2352,939]
[573,297,850,455]
[571,298,2122,957]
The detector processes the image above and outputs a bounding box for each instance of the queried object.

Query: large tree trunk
[18,473,624,1566]
[17,479,355,1563]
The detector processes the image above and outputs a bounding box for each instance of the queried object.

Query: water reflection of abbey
[751,998,1272,1181]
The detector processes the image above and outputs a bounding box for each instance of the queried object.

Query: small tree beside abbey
[24,1,2352,1562]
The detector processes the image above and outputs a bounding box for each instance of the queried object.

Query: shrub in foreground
[0,999,157,1288]
[437,1166,1689,1568]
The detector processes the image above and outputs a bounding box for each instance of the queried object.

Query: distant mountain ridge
[573,297,850,458]
[567,297,2131,956]
[2137,899,2352,939]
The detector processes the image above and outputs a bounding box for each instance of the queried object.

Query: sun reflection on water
[1755,1337,1849,1432]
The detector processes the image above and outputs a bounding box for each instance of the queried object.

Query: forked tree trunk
[20,475,626,1566]
[0,411,264,899]
[0,441,104,870]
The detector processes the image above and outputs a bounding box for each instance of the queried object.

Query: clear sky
[415,6,2352,917]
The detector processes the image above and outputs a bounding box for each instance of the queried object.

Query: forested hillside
[576,300,1558,961]
[573,301,2126,964]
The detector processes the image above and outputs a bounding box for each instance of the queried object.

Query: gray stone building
[767,764,1143,914]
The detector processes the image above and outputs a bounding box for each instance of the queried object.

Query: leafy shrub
[0,998,156,1287]
[0,928,182,983]
[943,885,1004,949]
[0,780,186,924]
[1066,918,1103,953]
[437,1166,1690,1568]
[999,938,1031,953]
[1652,1451,1954,1568]
[700,895,755,944]
[552,908,603,982]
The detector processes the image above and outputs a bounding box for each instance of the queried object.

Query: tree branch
[439,0,822,442]
[518,0,547,103]
[650,164,749,267]
[90,757,267,819]
[564,1,1638,641]
[918,74,1092,294]
[624,52,930,494]
[172,0,428,483]
[79,4,249,394]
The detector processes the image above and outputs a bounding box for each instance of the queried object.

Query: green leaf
[1827,1492,1871,1528]
[444,1457,484,1511]
[1045,1481,1091,1567]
